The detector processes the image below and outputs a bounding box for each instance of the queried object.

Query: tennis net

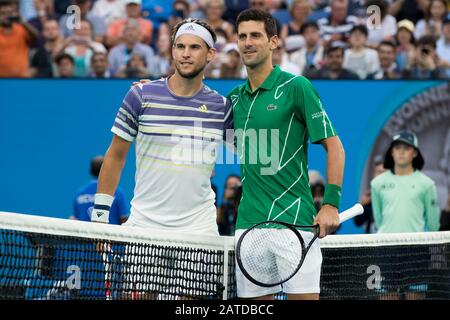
[1,211,450,300]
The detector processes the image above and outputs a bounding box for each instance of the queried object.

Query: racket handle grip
[338,203,364,224]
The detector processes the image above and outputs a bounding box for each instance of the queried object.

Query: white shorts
[235,228,322,298]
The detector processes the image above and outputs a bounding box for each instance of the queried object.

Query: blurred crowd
[1,0,450,79]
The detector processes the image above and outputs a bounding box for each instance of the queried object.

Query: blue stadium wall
[0,79,445,234]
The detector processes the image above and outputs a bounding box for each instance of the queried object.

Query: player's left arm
[293,76,344,238]
[314,136,345,238]
[424,183,440,231]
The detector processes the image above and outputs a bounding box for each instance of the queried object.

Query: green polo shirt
[228,65,337,229]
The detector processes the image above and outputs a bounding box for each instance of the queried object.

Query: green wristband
[323,184,342,209]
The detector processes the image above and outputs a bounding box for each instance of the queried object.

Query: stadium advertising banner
[0,79,448,234]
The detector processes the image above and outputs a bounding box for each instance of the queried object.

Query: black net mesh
[1,214,450,300]
[0,229,231,300]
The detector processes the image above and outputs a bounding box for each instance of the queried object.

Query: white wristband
[91,193,114,223]
[95,193,114,207]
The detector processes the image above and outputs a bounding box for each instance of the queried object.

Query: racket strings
[239,224,304,286]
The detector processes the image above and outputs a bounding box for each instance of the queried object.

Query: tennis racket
[236,203,364,288]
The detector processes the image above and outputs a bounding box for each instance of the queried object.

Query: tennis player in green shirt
[229,9,345,300]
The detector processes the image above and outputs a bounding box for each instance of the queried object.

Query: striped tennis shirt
[112,78,232,232]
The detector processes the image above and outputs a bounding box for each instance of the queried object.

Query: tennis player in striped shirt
[90,18,232,299]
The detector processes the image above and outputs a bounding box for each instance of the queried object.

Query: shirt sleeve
[424,183,440,231]
[371,181,383,231]
[111,85,142,142]
[294,76,337,143]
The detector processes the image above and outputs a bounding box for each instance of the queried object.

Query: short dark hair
[350,24,368,37]
[300,21,319,34]
[0,0,15,7]
[379,40,396,50]
[417,35,437,48]
[236,9,277,39]
[90,156,103,177]
[55,53,74,65]
[91,51,107,62]
[173,0,190,10]
[171,18,217,48]
[326,46,344,56]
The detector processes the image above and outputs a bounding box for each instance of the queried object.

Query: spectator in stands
[280,0,311,42]
[54,0,71,16]
[166,0,190,31]
[249,0,282,35]
[317,0,359,46]
[106,0,153,47]
[19,0,37,21]
[366,0,398,48]
[30,19,63,77]
[290,21,324,74]
[402,35,448,79]
[343,24,380,79]
[27,0,60,49]
[354,154,385,234]
[437,17,450,78]
[91,0,126,27]
[217,175,242,236]
[55,19,107,77]
[152,30,172,78]
[189,0,207,19]
[222,0,249,24]
[108,19,155,76]
[219,43,246,78]
[115,52,151,78]
[272,39,301,74]
[309,170,325,212]
[0,0,38,77]
[347,0,367,18]
[395,19,416,72]
[59,0,105,43]
[141,0,174,32]
[440,192,450,231]
[213,27,229,52]
[54,52,75,77]
[71,155,128,225]
[205,0,234,41]
[88,52,111,78]
[371,130,440,234]
[414,0,447,39]
[388,0,428,24]
[305,42,359,79]
[205,27,230,78]
[367,41,402,79]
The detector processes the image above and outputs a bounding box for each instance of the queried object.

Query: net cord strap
[0,211,235,250]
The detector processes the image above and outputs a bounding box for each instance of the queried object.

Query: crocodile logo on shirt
[381,183,395,190]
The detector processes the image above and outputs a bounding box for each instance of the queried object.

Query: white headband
[174,22,215,48]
